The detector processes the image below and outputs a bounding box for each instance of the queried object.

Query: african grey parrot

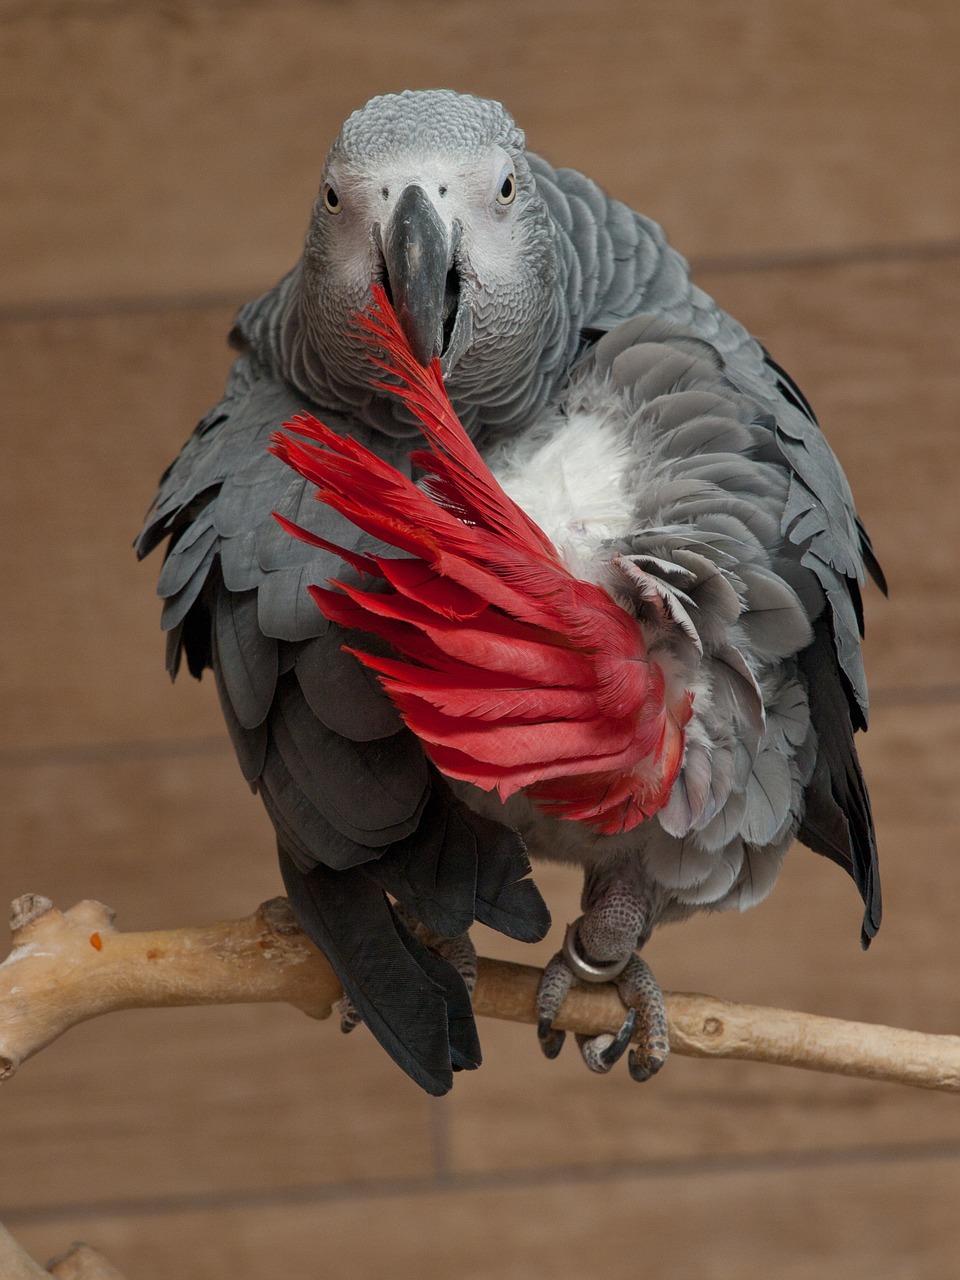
[138,89,883,1094]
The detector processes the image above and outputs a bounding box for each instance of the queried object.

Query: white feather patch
[484,407,639,578]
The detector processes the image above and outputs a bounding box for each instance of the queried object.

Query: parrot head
[296,90,574,434]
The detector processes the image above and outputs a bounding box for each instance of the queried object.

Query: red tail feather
[270,286,691,833]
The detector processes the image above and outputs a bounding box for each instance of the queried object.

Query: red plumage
[269,286,692,835]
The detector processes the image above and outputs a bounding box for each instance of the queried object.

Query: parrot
[137,89,883,1095]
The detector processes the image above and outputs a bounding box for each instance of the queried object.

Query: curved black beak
[381,184,454,367]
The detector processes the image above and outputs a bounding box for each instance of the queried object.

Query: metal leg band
[562,917,632,984]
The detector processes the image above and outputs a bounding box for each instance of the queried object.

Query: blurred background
[1,2,959,1276]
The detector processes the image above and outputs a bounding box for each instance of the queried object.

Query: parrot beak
[380,184,464,368]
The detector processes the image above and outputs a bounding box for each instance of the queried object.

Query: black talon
[538,1017,566,1060]
[541,1031,566,1060]
[598,1007,638,1070]
[627,1043,667,1083]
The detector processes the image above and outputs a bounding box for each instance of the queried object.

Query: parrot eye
[496,170,516,206]
[322,182,342,214]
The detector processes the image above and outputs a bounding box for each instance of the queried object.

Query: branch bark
[3,893,960,1092]
[0,894,337,1080]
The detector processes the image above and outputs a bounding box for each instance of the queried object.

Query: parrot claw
[537,1016,566,1059]
[628,1041,668,1083]
[576,1005,638,1073]
[620,953,670,1081]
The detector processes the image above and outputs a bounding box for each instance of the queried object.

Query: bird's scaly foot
[536,874,669,1080]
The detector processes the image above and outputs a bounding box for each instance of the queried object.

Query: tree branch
[3,894,960,1092]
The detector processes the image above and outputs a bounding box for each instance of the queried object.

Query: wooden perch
[3,893,960,1092]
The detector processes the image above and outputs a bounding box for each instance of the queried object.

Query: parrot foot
[535,902,668,1079]
[427,929,478,995]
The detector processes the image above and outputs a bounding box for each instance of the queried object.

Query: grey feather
[219,529,262,594]
[656,414,759,460]
[294,631,401,741]
[212,587,278,730]
[642,830,721,891]
[269,675,428,850]
[696,784,748,854]
[215,457,298,542]
[742,744,794,847]
[672,840,743,906]
[255,565,331,643]
[159,541,218,632]
[211,631,268,784]
[658,740,713,835]
[718,840,790,913]
[737,564,814,659]
[712,644,766,737]
[255,483,325,573]
[155,520,218,599]
[258,743,369,873]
